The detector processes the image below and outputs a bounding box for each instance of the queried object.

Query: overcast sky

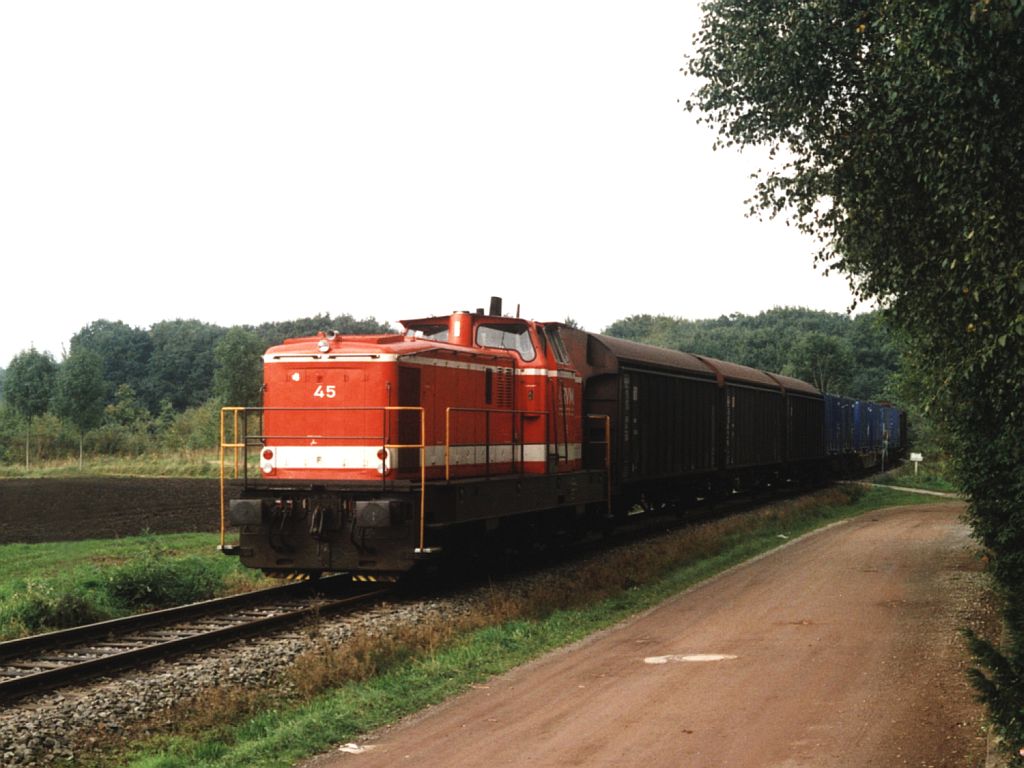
[0,2,861,368]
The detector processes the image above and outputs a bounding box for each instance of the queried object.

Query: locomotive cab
[398,310,584,476]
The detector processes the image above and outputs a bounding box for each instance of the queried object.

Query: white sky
[0,1,860,368]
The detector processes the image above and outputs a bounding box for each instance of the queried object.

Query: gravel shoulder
[303,502,996,768]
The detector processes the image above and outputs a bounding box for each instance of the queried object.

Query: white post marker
[910,452,923,476]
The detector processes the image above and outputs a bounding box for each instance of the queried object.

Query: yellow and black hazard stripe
[261,569,314,581]
[352,573,400,583]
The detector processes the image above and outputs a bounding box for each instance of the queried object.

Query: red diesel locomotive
[219,298,902,580]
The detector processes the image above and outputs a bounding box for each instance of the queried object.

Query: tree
[4,348,58,468]
[847,313,901,401]
[104,384,149,428]
[213,327,265,407]
[783,332,854,394]
[252,314,393,350]
[54,347,107,468]
[145,320,224,411]
[688,1,1024,752]
[70,320,152,407]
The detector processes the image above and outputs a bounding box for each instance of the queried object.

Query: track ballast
[0,576,388,703]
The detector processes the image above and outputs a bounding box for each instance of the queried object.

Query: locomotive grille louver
[495,367,514,407]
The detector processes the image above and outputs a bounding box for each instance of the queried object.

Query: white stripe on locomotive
[265,443,582,471]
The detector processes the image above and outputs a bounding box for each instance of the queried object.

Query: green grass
[0,450,264,480]
[0,450,226,479]
[106,485,948,768]
[873,457,958,493]
[0,533,268,639]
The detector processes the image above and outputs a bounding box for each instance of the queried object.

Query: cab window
[546,326,571,364]
[475,322,536,362]
[405,324,449,342]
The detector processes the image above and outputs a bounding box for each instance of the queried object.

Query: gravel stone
[0,590,487,766]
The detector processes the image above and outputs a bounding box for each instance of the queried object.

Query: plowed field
[0,478,238,544]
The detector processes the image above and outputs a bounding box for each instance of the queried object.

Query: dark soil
[0,478,242,544]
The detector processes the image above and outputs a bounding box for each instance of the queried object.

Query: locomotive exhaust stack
[448,311,474,346]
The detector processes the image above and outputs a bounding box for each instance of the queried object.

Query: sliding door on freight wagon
[724,385,784,469]
[786,393,825,462]
[620,369,717,482]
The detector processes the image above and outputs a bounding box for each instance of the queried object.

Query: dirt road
[305,503,995,768]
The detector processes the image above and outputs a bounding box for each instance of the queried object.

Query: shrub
[0,579,110,635]
[106,556,223,610]
[160,401,221,452]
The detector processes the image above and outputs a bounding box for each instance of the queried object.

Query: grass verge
[96,485,951,768]
[0,533,267,639]
[0,451,223,479]
[873,456,958,493]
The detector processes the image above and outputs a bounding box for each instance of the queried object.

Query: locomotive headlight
[317,339,331,353]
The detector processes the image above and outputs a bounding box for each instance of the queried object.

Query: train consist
[220,299,905,580]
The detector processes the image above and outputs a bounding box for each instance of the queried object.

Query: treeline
[0,314,392,464]
[603,307,899,401]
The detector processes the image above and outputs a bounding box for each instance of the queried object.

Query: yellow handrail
[218,406,247,549]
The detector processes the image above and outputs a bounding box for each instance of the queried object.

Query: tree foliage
[54,347,106,469]
[213,327,265,407]
[4,349,57,421]
[54,347,106,437]
[604,307,896,400]
[4,349,58,468]
[783,331,854,394]
[69,320,153,408]
[250,313,393,350]
[688,0,1024,752]
[145,320,224,411]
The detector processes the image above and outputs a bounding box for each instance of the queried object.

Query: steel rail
[0,576,389,703]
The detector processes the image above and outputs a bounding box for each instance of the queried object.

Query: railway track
[0,576,389,703]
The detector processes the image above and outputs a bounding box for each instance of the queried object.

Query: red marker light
[377,448,388,461]
[262,449,274,461]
